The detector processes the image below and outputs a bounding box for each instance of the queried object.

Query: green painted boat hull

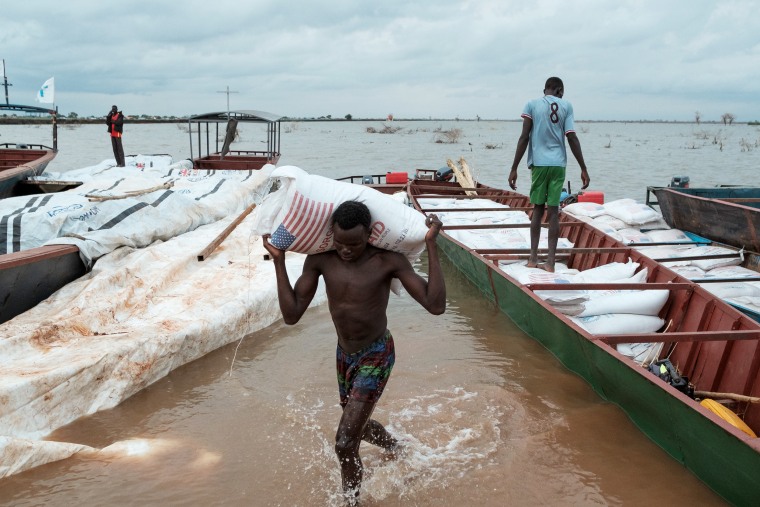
[436,235,760,506]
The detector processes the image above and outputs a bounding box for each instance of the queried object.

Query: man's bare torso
[312,246,401,353]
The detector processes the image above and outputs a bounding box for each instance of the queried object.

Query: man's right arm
[566,132,590,189]
[508,117,532,190]
[263,235,319,324]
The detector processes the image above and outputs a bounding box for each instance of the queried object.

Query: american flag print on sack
[268,191,335,251]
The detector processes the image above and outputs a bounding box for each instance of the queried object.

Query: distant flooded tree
[695,111,701,124]
[345,114,352,120]
[721,113,736,125]
[434,128,462,144]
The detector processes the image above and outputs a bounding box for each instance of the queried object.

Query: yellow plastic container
[700,399,757,438]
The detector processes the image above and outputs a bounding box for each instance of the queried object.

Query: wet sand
[0,258,726,506]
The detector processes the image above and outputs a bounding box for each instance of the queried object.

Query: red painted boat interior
[409,179,760,434]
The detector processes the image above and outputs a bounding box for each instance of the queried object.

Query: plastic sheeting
[0,211,325,478]
[0,157,327,478]
[2,155,275,265]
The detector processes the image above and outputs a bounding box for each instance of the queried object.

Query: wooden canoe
[409,178,760,506]
[0,146,58,199]
[0,109,283,325]
[649,186,760,253]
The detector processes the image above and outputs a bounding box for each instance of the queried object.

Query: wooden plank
[0,244,81,269]
[598,330,760,344]
[526,282,693,291]
[479,247,631,255]
[444,221,585,231]
[197,203,256,261]
[652,253,741,262]
[420,207,532,212]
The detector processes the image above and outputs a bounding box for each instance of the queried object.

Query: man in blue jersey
[508,77,590,273]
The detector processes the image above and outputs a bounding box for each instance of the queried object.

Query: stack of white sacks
[418,197,574,252]
[419,197,668,364]
[563,198,760,316]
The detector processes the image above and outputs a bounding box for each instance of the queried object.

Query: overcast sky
[2,0,759,121]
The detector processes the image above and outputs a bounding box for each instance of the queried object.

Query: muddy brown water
[0,258,725,506]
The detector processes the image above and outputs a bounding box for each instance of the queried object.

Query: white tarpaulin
[0,210,325,478]
[2,155,275,265]
[0,156,328,478]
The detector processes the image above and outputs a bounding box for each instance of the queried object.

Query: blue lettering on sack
[72,206,100,221]
[47,204,84,217]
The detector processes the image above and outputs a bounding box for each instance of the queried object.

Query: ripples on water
[6,120,760,200]
[0,121,743,505]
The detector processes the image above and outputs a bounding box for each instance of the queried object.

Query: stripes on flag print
[269,191,334,252]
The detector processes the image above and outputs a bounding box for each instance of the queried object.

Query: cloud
[2,0,759,121]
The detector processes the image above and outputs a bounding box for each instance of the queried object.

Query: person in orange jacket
[106,105,125,167]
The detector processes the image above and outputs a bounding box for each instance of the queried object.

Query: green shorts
[529,166,566,206]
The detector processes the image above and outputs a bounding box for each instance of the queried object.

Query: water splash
[281,386,505,505]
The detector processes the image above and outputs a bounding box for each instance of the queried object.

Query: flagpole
[2,59,11,105]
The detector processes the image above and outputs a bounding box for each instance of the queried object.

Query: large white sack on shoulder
[570,314,665,335]
[577,289,669,317]
[251,166,427,258]
[603,199,662,225]
[573,260,639,283]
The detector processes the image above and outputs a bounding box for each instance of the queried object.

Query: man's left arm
[395,215,446,315]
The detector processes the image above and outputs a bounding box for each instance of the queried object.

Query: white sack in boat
[542,269,650,306]
[702,265,760,279]
[570,313,665,334]
[504,264,577,286]
[666,265,706,279]
[553,289,669,317]
[644,245,745,271]
[640,217,671,230]
[616,342,664,365]
[572,260,640,283]
[571,215,624,242]
[602,198,662,225]
[562,201,607,218]
[511,274,588,304]
[617,228,654,245]
[701,282,760,299]
[0,212,326,478]
[688,246,744,271]
[645,229,691,243]
[634,245,694,267]
[588,213,627,230]
[503,263,648,302]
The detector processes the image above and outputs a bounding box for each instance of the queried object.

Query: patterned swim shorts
[336,330,395,407]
